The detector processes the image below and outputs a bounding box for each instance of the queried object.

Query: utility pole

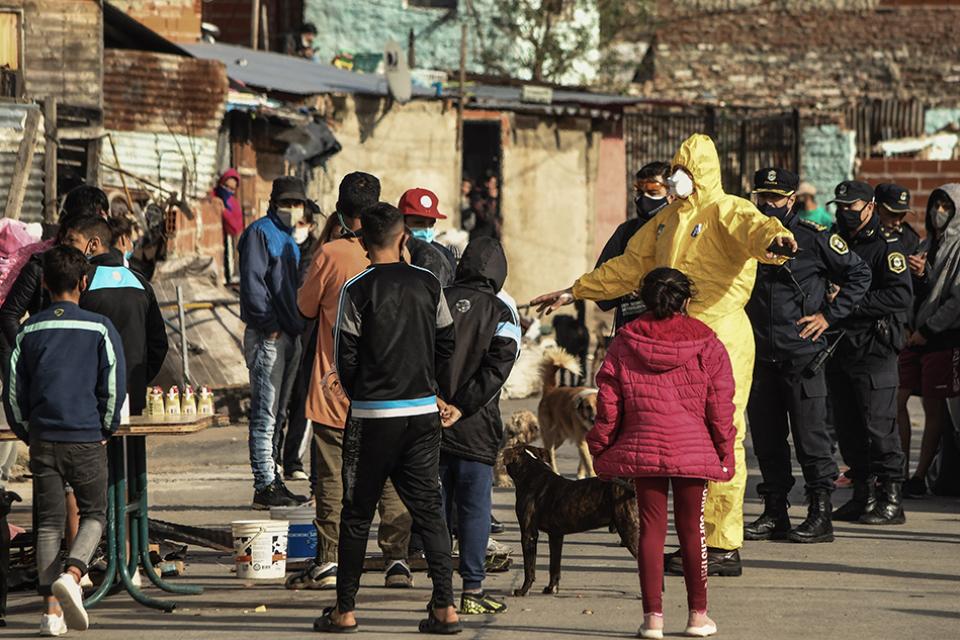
[456,22,466,152]
[250,0,260,49]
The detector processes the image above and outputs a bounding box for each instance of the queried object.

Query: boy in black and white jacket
[315,203,459,634]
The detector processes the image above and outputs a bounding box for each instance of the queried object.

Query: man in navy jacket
[238,176,309,509]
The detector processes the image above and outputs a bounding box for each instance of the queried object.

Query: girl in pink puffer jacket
[588,267,735,639]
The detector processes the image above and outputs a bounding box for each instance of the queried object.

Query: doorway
[461,120,502,239]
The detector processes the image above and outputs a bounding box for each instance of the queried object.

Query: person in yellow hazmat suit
[532,133,798,577]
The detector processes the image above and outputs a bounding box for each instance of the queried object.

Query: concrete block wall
[857,158,960,234]
[112,0,202,43]
[166,197,226,274]
[801,125,856,212]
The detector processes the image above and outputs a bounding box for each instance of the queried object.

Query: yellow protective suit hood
[571,133,794,550]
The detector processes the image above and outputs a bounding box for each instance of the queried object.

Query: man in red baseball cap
[398,188,457,282]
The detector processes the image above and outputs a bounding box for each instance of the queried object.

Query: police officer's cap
[828,180,874,205]
[753,167,799,196]
[875,183,911,214]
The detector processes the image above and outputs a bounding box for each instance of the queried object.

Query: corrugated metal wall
[0,104,46,223]
[20,0,103,110]
[101,130,218,200]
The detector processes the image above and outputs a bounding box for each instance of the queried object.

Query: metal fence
[624,106,801,198]
[844,98,926,159]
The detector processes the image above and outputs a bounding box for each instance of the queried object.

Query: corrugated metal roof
[0,104,45,223]
[468,83,643,108]
[100,130,219,200]
[104,49,228,138]
[182,42,434,98]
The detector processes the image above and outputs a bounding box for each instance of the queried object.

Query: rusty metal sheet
[104,49,228,138]
[0,104,45,223]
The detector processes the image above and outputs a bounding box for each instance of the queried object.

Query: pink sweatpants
[634,476,708,614]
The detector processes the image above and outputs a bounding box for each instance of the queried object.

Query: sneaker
[903,476,927,499]
[460,591,507,615]
[274,478,309,504]
[252,482,299,510]
[39,613,68,637]
[490,515,505,534]
[284,469,309,481]
[52,573,88,631]
[79,573,94,589]
[285,560,337,590]
[384,560,413,588]
[486,538,513,556]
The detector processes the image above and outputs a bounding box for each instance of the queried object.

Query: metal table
[2,414,222,612]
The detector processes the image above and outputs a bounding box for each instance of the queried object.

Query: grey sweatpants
[29,440,108,595]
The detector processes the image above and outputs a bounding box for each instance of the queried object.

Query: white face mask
[668,169,694,199]
[934,207,953,231]
[276,206,305,229]
[293,226,310,244]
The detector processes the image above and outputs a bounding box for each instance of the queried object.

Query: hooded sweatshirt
[916,184,960,347]
[438,238,521,465]
[215,169,244,237]
[588,312,736,481]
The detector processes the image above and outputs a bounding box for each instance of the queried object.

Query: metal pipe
[176,286,190,388]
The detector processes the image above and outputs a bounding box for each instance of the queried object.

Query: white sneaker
[39,613,68,637]
[285,470,309,481]
[685,622,717,637]
[79,573,94,589]
[131,568,142,588]
[51,574,88,631]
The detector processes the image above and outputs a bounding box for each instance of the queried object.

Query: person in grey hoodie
[901,184,960,497]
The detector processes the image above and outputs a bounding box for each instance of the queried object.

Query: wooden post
[408,28,416,69]
[250,0,260,49]
[177,285,191,388]
[456,22,466,152]
[108,134,134,213]
[43,98,58,223]
[261,2,269,51]
[3,107,41,220]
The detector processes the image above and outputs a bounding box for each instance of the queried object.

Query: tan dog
[494,410,540,488]
[538,347,598,479]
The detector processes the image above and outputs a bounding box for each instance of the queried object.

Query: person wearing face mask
[532,134,798,577]
[107,214,138,268]
[399,187,457,285]
[60,215,168,419]
[824,180,911,525]
[214,169,243,283]
[744,168,871,545]
[595,162,673,330]
[900,186,960,499]
[238,176,310,509]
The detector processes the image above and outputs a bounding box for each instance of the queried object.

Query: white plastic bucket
[231,520,289,580]
[270,505,316,563]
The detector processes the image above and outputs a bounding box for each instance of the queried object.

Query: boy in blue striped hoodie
[3,245,126,636]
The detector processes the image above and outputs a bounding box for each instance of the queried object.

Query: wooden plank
[43,98,57,223]
[3,107,41,220]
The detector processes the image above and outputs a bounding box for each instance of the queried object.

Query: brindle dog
[504,445,638,596]
[1,489,22,626]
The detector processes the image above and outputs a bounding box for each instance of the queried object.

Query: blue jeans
[244,328,302,490]
[439,453,492,591]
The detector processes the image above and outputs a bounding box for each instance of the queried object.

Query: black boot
[859,480,906,525]
[664,548,742,577]
[787,491,834,543]
[832,476,877,521]
[744,494,791,541]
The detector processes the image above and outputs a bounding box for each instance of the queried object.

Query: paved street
[4,397,958,639]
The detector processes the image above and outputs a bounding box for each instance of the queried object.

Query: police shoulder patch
[828,233,849,255]
[888,251,907,274]
[799,218,826,232]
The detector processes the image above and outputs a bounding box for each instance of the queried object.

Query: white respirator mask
[667,169,694,199]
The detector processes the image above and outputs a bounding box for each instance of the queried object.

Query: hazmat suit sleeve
[572,216,657,302]
[717,201,792,265]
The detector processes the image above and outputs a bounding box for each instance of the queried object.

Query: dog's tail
[539,346,581,393]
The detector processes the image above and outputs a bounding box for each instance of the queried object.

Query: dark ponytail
[640,267,695,319]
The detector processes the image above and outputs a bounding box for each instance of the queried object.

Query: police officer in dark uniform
[744,169,872,544]
[826,180,911,525]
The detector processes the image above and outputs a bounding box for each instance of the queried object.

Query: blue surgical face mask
[410,227,435,243]
[124,249,133,261]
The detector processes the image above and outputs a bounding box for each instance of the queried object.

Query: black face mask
[758,201,792,224]
[836,207,865,239]
[635,194,667,219]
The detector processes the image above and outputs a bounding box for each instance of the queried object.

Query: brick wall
[166,198,226,274]
[857,158,960,234]
[112,0,202,43]
[643,4,960,108]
